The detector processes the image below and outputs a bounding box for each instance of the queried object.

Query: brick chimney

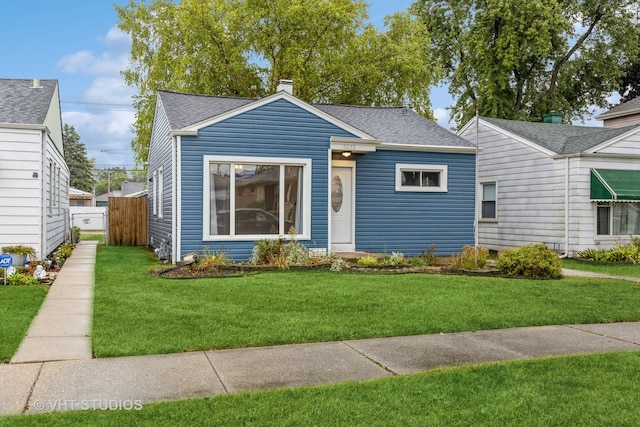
[276,79,293,95]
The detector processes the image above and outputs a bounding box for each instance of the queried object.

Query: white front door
[331,165,354,252]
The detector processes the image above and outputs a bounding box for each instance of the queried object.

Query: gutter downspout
[474,111,479,250]
[560,157,570,258]
[41,131,47,260]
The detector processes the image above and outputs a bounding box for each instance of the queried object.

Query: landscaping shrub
[451,245,489,270]
[6,271,40,286]
[329,257,349,272]
[381,252,404,266]
[194,247,229,271]
[357,256,378,266]
[421,244,439,266]
[577,241,640,264]
[250,237,309,269]
[497,244,562,279]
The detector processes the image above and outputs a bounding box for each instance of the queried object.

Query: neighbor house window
[481,182,497,219]
[597,202,640,236]
[151,171,157,216]
[204,156,311,240]
[157,166,164,219]
[395,164,448,192]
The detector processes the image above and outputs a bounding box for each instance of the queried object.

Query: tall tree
[116,0,440,163]
[94,167,130,195]
[618,59,640,103]
[412,0,640,125]
[62,124,95,192]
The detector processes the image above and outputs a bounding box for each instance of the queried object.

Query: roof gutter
[560,157,570,259]
[379,142,479,154]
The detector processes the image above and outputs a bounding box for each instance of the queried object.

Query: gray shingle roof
[158,91,255,130]
[0,78,57,125]
[158,90,474,148]
[482,117,639,154]
[596,97,640,120]
[313,104,473,147]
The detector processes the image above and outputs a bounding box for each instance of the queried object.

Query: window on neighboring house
[157,166,164,218]
[481,182,497,219]
[48,160,54,214]
[152,171,157,216]
[395,164,448,192]
[56,165,60,212]
[597,202,640,236]
[205,156,311,239]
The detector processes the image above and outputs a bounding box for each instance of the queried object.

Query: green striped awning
[590,169,640,201]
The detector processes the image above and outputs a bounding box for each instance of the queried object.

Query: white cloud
[58,26,138,168]
[57,50,129,76]
[82,77,136,105]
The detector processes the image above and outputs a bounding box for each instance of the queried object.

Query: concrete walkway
[10,241,97,364]
[1,247,640,416]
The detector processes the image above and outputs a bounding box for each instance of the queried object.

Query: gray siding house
[148,83,477,262]
[0,79,70,260]
[458,116,640,256]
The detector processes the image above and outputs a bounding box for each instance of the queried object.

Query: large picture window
[395,164,448,192]
[205,156,311,240]
[596,202,640,236]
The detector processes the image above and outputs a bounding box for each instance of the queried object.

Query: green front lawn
[0,285,48,362]
[4,351,640,426]
[563,258,640,278]
[93,246,640,358]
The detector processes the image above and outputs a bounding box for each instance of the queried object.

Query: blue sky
[3,0,456,169]
[4,0,608,169]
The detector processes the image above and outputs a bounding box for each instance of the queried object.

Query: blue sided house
[147,81,476,263]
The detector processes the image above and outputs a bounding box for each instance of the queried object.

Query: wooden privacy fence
[108,197,147,246]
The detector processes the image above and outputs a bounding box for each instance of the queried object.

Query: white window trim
[203,155,312,241]
[395,163,448,192]
[152,170,157,216]
[479,180,498,221]
[595,201,640,237]
[157,166,164,219]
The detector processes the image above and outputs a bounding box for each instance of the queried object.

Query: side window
[481,182,497,219]
[158,167,164,219]
[152,170,157,216]
[395,164,448,192]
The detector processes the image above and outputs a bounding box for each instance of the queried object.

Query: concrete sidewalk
[10,241,97,364]
[2,322,639,415]
[2,245,640,416]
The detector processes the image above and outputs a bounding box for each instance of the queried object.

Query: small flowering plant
[1,245,35,256]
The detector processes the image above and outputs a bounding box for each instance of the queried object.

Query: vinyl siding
[0,128,68,259]
[461,123,567,252]
[355,149,475,255]
[567,156,640,254]
[147,97,173,252]
[179,98,355,260]
[44,136,70,256]
[594,129,640,155]
[602,114,640,128]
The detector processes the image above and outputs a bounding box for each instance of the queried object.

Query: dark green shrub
[578,242,640,264]
[497,244,562,279]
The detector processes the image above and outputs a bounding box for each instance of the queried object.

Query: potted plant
[1,245,36,267]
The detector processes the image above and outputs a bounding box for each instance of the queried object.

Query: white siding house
[458,116,640,257]
[0,79,70,260]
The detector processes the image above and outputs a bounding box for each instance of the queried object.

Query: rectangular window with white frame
[204,156,311,240]
[481,182,497,219]
[596,202,640,236]
[395,164,448,192]
[157,166,164,218]
[152,170,157,216]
